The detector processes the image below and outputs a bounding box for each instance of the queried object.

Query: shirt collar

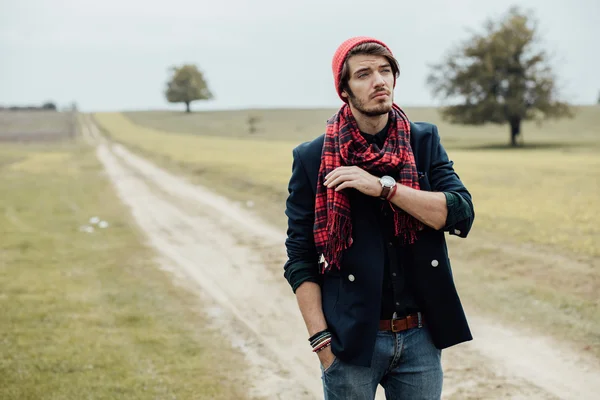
[360,119,390,148]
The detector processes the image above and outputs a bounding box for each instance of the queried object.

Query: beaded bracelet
[311,334,331,349]
[314,341,331,353]
[312,338,332,353]
[309,329,332,353]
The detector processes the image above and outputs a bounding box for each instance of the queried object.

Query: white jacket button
[431,260,439,267]
[348,274,355,282]
[454,229,461,235]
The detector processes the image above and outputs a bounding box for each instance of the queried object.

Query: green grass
[0,142,250,400]
[451,148,599,256]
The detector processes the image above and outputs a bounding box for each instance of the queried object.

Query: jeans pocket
[322,356,340,374]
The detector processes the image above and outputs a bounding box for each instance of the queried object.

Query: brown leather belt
[379,312,425,333]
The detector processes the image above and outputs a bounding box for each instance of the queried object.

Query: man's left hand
[324,166,382,197]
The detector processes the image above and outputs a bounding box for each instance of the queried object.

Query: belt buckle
[390,312,401,333]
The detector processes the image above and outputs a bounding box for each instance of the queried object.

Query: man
[283,36,475,400]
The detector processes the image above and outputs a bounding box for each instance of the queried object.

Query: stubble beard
[348,92,393,117]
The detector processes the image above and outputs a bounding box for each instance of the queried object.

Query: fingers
[325,166,358,181]
[324,171,355,188]
[335,181,353,191]
[323,167,375,195]
[325,175,349,188]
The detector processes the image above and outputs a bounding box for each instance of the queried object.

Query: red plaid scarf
[314,103,423,273]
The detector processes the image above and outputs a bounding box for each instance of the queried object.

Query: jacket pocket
[417,171,431,191]
[322,275,341,312]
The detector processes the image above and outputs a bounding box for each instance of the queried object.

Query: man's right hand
[317,346,336,370]
[294,282,336,370]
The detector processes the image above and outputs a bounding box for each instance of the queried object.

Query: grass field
[94,107,600,360]
[0,111,77,141]
[124,106,600,149]
[97,107,600,258]
[0,138,250,399]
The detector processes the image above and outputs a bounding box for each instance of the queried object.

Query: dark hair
[339,42,400,94]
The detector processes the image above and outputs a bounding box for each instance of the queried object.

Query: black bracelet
[310,332,332,348]
[308,329,329,343]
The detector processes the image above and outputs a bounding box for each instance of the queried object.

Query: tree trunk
[185,101,191,113]
[509,117,521,147]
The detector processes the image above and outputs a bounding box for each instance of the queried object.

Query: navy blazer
[284,122,475,367]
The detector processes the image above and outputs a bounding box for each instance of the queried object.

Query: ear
[341,91,349,99]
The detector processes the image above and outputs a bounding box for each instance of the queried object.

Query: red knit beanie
[332,36,395,102]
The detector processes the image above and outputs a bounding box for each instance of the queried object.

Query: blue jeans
[321,327,442,399]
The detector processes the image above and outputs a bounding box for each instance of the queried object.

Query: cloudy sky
[1,0,598,111]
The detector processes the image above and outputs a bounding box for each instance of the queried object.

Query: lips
[372,91,389,99]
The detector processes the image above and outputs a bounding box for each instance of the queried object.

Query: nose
[373,71,386,87]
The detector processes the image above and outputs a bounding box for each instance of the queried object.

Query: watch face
[381,176,395,187]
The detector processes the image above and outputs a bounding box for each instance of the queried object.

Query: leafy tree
[165,64,213,113]
[42,101,57,111]
[427,7,573,146]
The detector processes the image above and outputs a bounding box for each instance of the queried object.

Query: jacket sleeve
[429,126,475,238]
[283,147,322,292]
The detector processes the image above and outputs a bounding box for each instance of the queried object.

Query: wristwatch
[379,175,396,199]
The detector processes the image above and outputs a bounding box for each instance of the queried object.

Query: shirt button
[431,259,439,267]
[392,273,397,277]
[348,274,355,282]
[396,302,400,306]
[388,241,394,247]
[454,229,461,235]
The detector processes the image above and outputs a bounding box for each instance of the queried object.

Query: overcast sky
[1,0,598,112]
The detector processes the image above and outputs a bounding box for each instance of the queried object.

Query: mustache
[371,89,390,99]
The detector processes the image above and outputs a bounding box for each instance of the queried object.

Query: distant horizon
[119,103,600,113]
[2,101,598,114]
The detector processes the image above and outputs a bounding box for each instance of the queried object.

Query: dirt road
[83,117,599,399]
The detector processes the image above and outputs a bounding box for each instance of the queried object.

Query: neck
[350,106,389,135]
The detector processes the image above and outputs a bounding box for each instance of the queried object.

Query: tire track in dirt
[96,142,322,399]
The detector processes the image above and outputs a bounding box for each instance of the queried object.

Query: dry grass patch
[95,109,600,257]
[0,142,250,400]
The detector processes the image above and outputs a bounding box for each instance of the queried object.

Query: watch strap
[386,183,398,200]
[380,185,391,199]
